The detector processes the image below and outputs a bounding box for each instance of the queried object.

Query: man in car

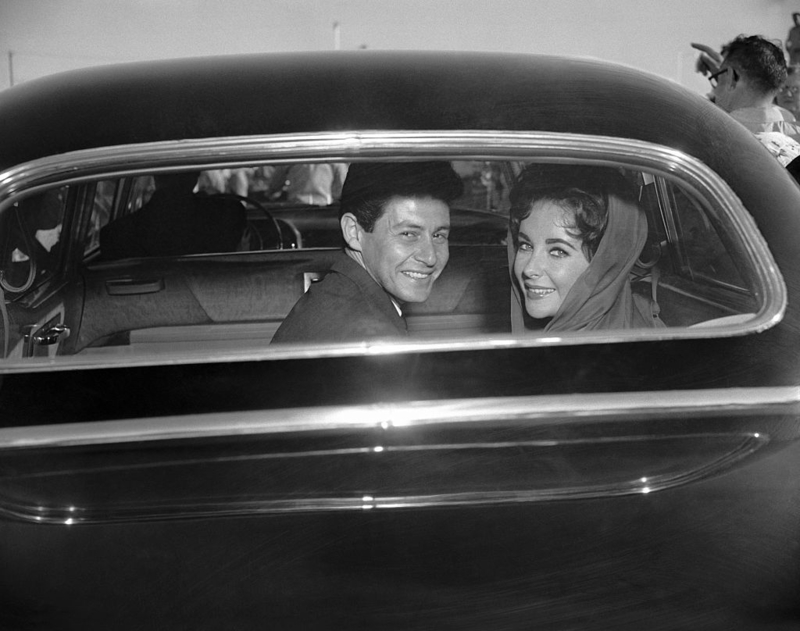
[271,161,463,344]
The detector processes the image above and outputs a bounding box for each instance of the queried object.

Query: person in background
[264,163,349,206]
[196,169,251,197]
[777,65,800,120]
[786,12,800,65]
[694,36,800,166]
[708,36,800,136]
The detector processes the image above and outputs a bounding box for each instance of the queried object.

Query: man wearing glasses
[694,36,800,166]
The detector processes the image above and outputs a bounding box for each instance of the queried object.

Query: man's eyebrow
[393,221,424,231]
[392,221,450,231]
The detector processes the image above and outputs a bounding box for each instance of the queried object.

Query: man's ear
[340,213,363,252]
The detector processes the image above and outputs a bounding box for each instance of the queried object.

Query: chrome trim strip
[1,386,797,449]
[0,130,786,370]
[1,387,789,524]
[0,431,771,524]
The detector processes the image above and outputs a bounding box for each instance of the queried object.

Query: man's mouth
[402,271,432,280]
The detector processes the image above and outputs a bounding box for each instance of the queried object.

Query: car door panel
[0,387,798,629]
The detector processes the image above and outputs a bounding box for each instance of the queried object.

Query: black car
[1,51,800,630]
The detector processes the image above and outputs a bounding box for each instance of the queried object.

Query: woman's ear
[340,213,363,252]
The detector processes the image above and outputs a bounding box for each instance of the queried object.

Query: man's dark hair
[339,161,463,232]
[724,35,788,94]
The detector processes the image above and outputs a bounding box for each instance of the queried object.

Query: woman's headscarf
[510,194,663,332]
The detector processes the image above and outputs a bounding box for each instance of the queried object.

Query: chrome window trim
[1,386,797,449]
[0,130,786,370]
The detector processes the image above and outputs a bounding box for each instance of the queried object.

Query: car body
[1,51,800,629]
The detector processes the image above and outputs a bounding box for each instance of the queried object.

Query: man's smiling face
[357,195,450,303]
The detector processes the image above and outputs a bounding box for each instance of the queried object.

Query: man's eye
[433,232,449,241]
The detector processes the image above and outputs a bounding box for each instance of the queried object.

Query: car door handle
[33,323,70,346]
[106,278,165,295]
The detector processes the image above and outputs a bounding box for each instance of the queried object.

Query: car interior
[0,158,764,361]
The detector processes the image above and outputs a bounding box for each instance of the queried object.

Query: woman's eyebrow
[545,237,579,250]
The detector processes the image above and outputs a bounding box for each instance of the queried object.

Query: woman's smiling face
[514,199,590,319]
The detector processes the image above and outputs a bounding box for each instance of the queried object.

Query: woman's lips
[524,284,555,298]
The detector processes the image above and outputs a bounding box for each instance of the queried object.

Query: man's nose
[414,236,438,266]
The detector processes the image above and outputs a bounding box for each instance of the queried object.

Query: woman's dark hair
[509,164,635,260]
[339,161,463,232]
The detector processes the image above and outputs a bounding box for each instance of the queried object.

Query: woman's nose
[521,249,544,277]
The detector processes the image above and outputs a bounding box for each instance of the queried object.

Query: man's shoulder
[730,106,800,135]
[270,252,406,344]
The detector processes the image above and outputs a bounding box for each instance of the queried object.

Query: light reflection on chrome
[0,431,770,526]
[361,495,375,510]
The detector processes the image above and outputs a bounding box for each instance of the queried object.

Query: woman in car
[509,163,664,332]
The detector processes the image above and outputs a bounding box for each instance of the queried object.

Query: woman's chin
[524,301,558,320]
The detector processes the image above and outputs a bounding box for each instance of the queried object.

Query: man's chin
[390,277,437,303]
[395,292,431,304]
[392,286,434,304]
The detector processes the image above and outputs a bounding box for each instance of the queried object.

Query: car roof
[2,50,796,241]
[0,51,759,166]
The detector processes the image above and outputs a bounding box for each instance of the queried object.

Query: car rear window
[0,137,785,369]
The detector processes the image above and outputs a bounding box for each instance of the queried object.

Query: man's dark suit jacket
[271,252,408,344]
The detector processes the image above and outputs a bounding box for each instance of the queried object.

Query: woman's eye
[518,242,532,252]
[549,247,568,258]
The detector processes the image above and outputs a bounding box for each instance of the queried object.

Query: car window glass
[669,183,746,291]
[84,180,118,257]
[0,155,780,367]
[130,175,156,212]
[451,161,514,213]
[0,186,67,295]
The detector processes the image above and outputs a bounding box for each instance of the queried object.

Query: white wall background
[1,0,798,95]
